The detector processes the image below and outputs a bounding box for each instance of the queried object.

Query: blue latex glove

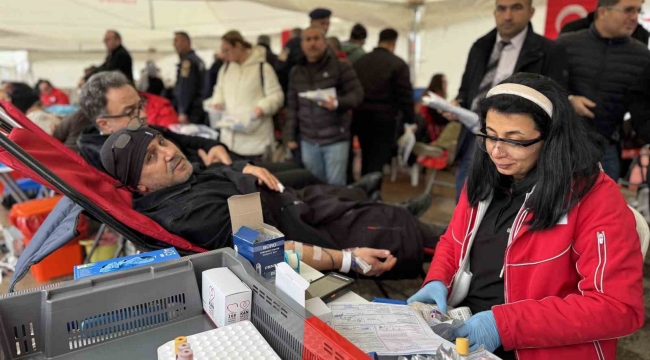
[454,310,501,352]
[406,280,448,313]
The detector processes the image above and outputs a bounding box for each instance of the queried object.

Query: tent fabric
[0,0,523,53]
[0,101,207,254]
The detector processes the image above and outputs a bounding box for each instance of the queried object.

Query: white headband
[486,83,553,118]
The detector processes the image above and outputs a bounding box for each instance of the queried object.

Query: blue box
[228,193,285,279]
[73,248,180,279]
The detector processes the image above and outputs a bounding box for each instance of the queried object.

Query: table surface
[299,262,368,304]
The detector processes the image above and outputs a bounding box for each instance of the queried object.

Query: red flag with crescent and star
[545,0,597,39]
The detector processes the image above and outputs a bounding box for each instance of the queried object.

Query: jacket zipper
[502,190,533,305]
[595,231,607,293]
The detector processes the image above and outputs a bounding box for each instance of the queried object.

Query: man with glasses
[557,0,650,181]
[77,71,232,174]
[445,0,568,203]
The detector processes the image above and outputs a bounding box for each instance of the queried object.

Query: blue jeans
[301,140,350,186]
[601,144,620,181]
[455,141,474,203]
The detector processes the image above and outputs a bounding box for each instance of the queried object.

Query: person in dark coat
[449,0,569,203]
[86,30,134,83]
[100,127,444,278]
[276,8,332,94]
[556,0,650,181]
[257,35,278,67]
[173,31,206,125]
[561,11,649,45]
[284,26,364,186]
[202,53,225,100]
[352,28,414,177]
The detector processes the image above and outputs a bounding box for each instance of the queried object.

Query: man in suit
[86,30,134,83]
[448,0,568,202]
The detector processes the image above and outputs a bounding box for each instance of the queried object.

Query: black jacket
[561,12,650,45]
[284,51,364,145]
[259,44,279,68]
[134,162,255,250]
[353,47,415,124]
[629,63,650,143]
[174,50,206,124]
[456,24,569,157]
[276,36,303,94]
[557,26,650,140]
[77,124,226,173]
[133,163,430,277]
[202,58,224,100]
[89,45,133,82]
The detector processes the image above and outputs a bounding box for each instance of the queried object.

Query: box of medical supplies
[73,247,180,279]
[228,192,284,279]
[202,267,252,328]
[0,248,369,359]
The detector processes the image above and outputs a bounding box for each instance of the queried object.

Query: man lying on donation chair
[77,71,328,191]
[99,127,445,277]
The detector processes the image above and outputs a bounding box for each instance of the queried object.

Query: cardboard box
[202,268,252,328]
[228,193,284,279]
[73,248,180,279]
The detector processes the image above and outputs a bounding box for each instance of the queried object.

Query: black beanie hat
[100,127,161,189]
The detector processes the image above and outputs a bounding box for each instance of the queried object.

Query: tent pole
[408,4,424,85]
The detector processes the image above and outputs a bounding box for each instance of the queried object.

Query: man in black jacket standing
[561,11,649,45]
[173,31,206,125]
[353,29,414,177]
[87,30,133,83]
[276,8,332,95]
[284,26,364,186]
[449,0,568,202]
[557,0,650,181]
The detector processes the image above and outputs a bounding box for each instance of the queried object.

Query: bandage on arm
[284,241,342,271]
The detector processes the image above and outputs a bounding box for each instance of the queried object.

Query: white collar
[496,26,528,50]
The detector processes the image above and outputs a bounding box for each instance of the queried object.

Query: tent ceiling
[0,0,546,53]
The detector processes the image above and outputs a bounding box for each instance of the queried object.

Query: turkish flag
[545,0,597,39]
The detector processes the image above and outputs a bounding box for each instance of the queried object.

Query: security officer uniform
[174,50,207,124]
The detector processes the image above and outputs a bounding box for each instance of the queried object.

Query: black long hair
[467,73,607,231]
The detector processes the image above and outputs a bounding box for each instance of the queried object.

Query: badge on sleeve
[181,60,191,78]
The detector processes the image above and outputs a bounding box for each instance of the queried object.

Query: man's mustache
[169,154,183,173]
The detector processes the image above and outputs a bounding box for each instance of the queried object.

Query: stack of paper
[330,303,451,356]
[422,92,481,134]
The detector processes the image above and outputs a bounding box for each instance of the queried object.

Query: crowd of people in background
[1,0,650,194]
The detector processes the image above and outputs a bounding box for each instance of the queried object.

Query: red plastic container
[303,317,370,359]
[9,196,87,283]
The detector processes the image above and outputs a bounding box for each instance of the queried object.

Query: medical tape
[284,251,300,273]
[340,250,352,273]
[295,242,303,259]
[312,246,322,261]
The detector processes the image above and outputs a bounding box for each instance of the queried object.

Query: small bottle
[177,342,191,353]
[174,336,187,356]
[456,337,470,359]
[178,348,194,360]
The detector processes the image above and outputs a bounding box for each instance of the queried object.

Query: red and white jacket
[424,173,644,360]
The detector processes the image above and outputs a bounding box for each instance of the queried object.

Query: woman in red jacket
[409,73,644,360]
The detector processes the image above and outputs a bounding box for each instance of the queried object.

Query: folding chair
[0,102,208,289]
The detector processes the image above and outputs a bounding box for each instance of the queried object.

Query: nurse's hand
[454,310,501,352]
[406,280,448,313]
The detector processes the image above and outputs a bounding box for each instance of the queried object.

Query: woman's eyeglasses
[476,133,543,159]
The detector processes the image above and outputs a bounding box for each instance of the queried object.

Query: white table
[299,262,368,304]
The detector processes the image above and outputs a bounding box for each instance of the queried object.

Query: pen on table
[373,298,407,305]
